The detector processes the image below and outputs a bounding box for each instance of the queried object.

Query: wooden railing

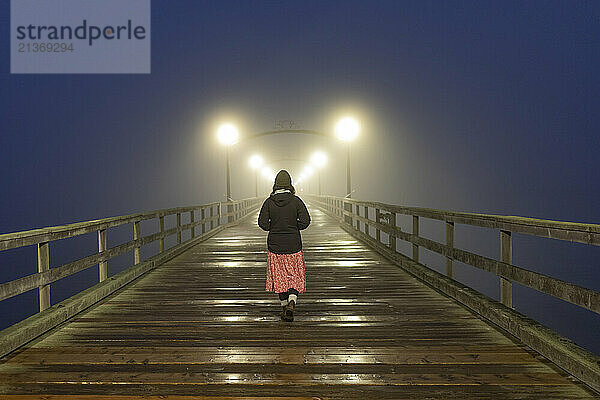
[310,195,600,312]
[307,194,600,392]
[0,197,260,357]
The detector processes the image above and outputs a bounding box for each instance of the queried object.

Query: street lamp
[335,117,359,198]
[266,168,275,193]
[218,123,239,222]
[303,165,314,177]
[249,155,264,197]
[310,151,327,195]
[301,165,315,194]
[261,166,274,182]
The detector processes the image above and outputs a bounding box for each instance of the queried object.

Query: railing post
[500,230,513,308]
[389,212,396,252]
[201,208,205,235]
[159,215,165,253]
[98,229,107,282]
[355,204,360,231]
[446,221,454,278]
[190,210,195,239]
[375,208,381,243]
[134,221,141,265]
[227,202,233,224]
[212,206,216,229]
[364,206,370,236]
[412,216,419,262]
[37,242,50,312]
[176,212,182,244]
[343,200,352,225]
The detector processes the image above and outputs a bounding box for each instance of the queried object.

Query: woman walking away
[258,170,311,322]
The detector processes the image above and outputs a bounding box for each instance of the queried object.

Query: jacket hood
[270,191,294,207]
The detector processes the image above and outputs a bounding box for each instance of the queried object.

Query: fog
[1,1,598,354]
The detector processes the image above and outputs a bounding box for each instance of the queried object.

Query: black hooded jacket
[258,192,311,254]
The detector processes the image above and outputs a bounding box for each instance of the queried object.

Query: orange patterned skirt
[266,250,306,293]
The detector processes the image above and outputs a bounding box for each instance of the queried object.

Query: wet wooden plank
[0,386,595,399]
[0,206,597,398]
[0,397,319,400]
[5,352,541,366]
[0,370,578,386]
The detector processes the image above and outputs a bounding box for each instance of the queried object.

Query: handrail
[0,197,261,358]
[337,198,600,245]
[0,203,221,251]
[308,195,600,311]
[345,207,600,314]
[306,194,600,392]
[0,198,261,310]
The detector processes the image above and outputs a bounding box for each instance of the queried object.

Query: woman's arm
[258,199,271,231]
[296,198,311,230]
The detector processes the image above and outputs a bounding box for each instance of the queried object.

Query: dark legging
[278,288,299,301]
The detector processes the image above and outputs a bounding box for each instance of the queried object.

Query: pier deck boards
[0,205,597,399]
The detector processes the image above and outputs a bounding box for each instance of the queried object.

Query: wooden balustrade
[0,197,261,358]
[308,195,600,315]
[0,199,260,310]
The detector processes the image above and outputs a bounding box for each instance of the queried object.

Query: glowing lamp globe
[311,151,327,168]
[303,165,314,177]
[261,166,272,178]
[335,117,359,142]
[217,123,239,146]
[249,155,264,170]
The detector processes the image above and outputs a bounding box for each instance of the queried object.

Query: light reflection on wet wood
[0,207,597,399]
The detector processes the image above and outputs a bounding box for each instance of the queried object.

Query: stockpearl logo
[11,0,151,74]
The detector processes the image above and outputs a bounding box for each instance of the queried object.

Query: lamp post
[218,123,239,223]
[310,151,327,196]
[336,117,359,225]
[249,155,264,197]
[335,117,359,198]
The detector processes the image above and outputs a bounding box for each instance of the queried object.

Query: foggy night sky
[0,1,599,352]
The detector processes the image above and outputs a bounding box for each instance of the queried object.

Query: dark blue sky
[1,0,598,229]
[0,1,599,351]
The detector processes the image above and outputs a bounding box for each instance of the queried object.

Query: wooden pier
[0,205,597,399]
